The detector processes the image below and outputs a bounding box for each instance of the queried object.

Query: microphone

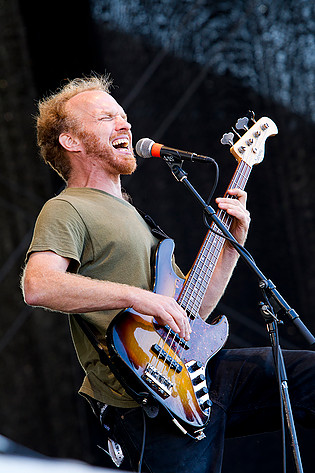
[135,138,214,163]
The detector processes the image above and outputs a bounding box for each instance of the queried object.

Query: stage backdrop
[0,0,314,471]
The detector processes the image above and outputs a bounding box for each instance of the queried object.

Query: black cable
[205,156,220,205]
[203,209,256,263]
[137,408,147,473]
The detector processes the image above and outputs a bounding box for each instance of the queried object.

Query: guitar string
[150,161,251,385]
[158,162,250,384]
[160,161,250,383]
[168,164,251,389]
[179,162,248,314]
[175,162,251,364]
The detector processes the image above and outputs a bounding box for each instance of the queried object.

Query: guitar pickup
[142,363,173,399]
[164,325,190,350]
[151,344,183,372]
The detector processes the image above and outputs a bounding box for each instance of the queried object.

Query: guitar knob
[200,399,212,410]
[193,374,206,385]
[188,361,203,372]
[196,386,208,398]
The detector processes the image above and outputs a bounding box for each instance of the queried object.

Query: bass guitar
[106,115,278,438]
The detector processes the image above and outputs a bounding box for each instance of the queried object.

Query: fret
[178,161,252,313]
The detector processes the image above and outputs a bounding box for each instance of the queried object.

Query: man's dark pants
[97,348,315,472]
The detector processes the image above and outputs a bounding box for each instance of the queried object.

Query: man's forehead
[66,90,123,114]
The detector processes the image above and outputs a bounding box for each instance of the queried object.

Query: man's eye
[100,115,113,121]
[99,114,127,121]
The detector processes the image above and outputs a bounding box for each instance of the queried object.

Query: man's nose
[115,115,131,130]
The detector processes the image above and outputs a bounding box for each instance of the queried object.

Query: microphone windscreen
[135,138,154,158]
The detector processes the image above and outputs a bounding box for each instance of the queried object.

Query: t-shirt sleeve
[26,198,87,271]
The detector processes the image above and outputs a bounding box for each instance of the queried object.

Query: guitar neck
[178,160,252,316]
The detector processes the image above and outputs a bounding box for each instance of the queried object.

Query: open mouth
[112,138,130,150]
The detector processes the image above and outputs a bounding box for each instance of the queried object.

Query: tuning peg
[220,132,234,146]
[248,110,256,123]
[235,117,249,131]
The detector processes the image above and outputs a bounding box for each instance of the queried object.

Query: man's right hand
[129,289,192,341]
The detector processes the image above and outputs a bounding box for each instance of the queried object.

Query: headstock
[221,113,278,167]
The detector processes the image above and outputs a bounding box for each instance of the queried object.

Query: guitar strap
[136,208,171,240]
[76,208,170,407]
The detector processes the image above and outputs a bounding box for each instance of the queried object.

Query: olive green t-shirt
[26,187,162,407]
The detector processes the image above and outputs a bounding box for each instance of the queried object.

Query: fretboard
[177,160,252,317]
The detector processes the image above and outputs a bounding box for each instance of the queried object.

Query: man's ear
[59,133,82,152]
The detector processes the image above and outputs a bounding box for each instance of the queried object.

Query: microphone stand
[165,160,315,473]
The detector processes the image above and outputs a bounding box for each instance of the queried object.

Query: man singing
[22,75,315,472]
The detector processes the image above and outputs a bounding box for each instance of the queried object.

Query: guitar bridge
[142,363,173,399]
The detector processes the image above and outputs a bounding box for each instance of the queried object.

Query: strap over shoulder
[137,209,171,240]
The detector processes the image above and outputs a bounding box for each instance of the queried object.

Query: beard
[78,130,137,175]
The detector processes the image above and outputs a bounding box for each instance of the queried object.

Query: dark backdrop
[0,0,314,471]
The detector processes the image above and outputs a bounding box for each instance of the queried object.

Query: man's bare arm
[22,251,191,340]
